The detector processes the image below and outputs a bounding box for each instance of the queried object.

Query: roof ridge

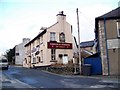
[96,7,120,19]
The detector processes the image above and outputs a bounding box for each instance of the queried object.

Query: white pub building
[23,11,78,68]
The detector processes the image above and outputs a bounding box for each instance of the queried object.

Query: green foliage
[5,48,15,64]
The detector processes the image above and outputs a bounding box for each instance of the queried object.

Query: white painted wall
[24,12,77,67]
[15,38,30,65]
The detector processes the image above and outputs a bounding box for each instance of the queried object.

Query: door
[63,55,68,64]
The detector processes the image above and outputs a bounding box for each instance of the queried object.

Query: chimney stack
[56,11,66,22]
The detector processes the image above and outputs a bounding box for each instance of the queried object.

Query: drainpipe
[104,17,110,75]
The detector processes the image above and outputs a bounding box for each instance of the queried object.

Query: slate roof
[95,7,120,39]
[80,40,94,48]
[25,22,58,47]
[96,7,120,20]
[25,30,47,47]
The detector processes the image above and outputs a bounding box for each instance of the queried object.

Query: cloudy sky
[0,0,119,55]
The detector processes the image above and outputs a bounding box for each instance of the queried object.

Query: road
[0,65,119,89]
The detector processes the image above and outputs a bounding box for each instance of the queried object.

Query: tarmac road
[1,65,119,90]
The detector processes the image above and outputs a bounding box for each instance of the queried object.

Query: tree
[5,47,15,64]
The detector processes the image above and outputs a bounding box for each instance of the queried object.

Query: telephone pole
[76,8,82,74]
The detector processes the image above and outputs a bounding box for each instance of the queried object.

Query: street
[0,66,119,90]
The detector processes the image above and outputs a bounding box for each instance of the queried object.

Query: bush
[47,62,74,75]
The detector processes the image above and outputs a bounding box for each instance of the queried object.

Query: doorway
[63,54,68,64]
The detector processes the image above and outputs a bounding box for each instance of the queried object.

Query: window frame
[59,32,65,42]
[32,57,36,64]
[40,36,43,42]
[41,50,43,62]
[50,32,56,41]
[37,38,40,45]
[117,21,120,37]
[51,49,56,61]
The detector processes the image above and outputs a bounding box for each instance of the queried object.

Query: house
[23,11,77,68]
[80,40,96,54]
[15,38,30,65]
[79,40,94,60]
[95,7,120,75]
[80,40,94,49]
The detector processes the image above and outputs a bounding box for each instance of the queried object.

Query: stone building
[95,7,120,75]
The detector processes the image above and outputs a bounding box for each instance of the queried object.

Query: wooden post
[76,8,82,74]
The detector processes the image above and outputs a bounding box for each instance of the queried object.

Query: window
[59,54,63,59]
[118,29,120,37]
[50,32,56,41]
[32,57,36,64]
[41,50,43,62]
[25,58,27,64]
[59,32,65,42]
[33,42,35,47]
[51,49,56,61]
[117,21,120,37]
[15,53,19,56]
[36,56,41,63]
[38,57,41,62]
[37,38,40,45]
[40,36,43,42]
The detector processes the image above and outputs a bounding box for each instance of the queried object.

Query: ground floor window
[32,57,36,64]
[41,50,43,62]
[59,54,63,59]
[51,49,56,61]
[25,58,27,64]
[37,56,41,63]
[58,54,68,64]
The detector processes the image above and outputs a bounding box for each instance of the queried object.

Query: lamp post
[76,8,82,74]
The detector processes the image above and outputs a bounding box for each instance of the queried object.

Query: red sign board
[47,42,72,49]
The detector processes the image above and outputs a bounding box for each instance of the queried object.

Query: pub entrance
[59,54,68,64]
[63,54,68,64]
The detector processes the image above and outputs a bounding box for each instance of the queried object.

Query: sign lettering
[47,42,72,49]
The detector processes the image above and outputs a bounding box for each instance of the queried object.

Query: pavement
[42,69,120,79]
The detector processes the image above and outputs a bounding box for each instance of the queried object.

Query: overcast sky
[0,0,119,55]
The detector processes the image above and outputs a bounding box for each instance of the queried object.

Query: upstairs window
[117,21,120,37]
[118,29,120,37]
[15,53,19,56]
[50,32,56,41]
[59,32,65,42]
[37,38,40,45]
[40,36,43,42]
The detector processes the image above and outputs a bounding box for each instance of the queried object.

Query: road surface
[0,65,119,89]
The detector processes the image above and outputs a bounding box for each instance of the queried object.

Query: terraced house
[23,11,77,68]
